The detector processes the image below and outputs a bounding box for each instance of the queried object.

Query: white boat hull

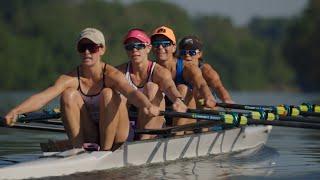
[0,125,271,179]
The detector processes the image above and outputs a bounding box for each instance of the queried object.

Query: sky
[119,0,309,26]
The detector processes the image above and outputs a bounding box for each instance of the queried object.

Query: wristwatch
[176,97,185,103]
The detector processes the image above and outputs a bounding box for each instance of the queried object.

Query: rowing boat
[0,125,271,179]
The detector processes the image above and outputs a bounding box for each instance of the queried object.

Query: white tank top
[125,61,156,91]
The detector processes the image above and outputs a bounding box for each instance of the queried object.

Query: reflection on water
[0,91,320,179]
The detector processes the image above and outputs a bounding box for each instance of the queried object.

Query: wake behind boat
[0,125,271,179]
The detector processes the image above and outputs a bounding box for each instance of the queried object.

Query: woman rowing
[150,26,216,131]
[117,28,187,139]
[178,35,234,103]
[4,28,159,151]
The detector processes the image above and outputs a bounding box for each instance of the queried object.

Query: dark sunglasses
[77,43,101,53]
[180,49,200,56]
[124,43,146,51]
[151,41,172,48]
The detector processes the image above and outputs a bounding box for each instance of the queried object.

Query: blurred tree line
[0,0,317,91]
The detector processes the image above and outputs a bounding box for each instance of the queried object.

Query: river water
[0,91,320,179]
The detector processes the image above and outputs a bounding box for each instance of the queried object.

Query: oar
[0,110,61,125]
[186,108,320,124]
[0,110,63,132]
[135,121,223,135]
[160,111,320,130]
[216,102,320,117]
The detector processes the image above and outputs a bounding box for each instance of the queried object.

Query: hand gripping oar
[0,109,61,125]
[0,109,63,132]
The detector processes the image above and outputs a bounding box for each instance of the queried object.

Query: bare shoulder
[184,63,202,74]
[104,64,126,84]
[54,69,78,89]
[154,63,172,79]
[202,63,215,72]
[155,63,170,74]
[115,62,128,73]
[105,64,123,76]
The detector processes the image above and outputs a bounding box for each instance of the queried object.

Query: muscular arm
[202,64,232,102]
[183,64,216,106]
[7,74,76,115]
[152,65,182,102]
[105,65,152,109]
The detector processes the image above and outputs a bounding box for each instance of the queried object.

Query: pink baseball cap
[123,28,151,44]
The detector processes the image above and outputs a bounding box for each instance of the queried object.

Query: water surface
[0,91,320,179]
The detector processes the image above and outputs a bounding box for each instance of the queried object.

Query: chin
[81,60,95,67]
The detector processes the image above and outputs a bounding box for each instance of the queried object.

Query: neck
[81,61,103,81]
[159,57,176,69]
[131,59,149,75]
[158,55,175,67]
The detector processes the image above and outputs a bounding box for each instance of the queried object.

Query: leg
[60,88,98,148]
[173,84,196,135]
[138,82,165,140]
[99,88,129,151]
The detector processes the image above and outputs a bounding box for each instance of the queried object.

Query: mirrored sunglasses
[151,41,172,48]
[124,43,146,51]
[180,49,200,56]
[77,43,101,53]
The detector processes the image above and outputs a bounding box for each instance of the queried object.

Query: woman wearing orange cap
[4,28,159,151]
[117,28,187,139]
[150,26,216,131]
[178,36,234,103]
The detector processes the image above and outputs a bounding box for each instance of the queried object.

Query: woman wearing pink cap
[117,28,187,140]
[150,26,216,133]
[4,28,160,151]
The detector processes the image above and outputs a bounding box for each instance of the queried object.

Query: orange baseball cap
[151,26,176,44]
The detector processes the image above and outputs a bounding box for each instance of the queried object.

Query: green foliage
[283,0,320,92]
[0,0,299,91]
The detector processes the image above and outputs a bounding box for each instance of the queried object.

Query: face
[124,38,151,63]
[151,35,176,62]
[77,38,105,66]
[179,48,202,63]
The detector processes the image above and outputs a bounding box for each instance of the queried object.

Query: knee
[60,88,81,106]
[177,84,188,96]
[144,82,159,94]
[101,88,120,105]
[144,82,160,99]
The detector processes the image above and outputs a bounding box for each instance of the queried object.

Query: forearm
[10,94,50,114]
[216,86,232,102]
[207,80,232,102]
[162,84,182,103]
[199,83,215,100]
[127,91,152,108]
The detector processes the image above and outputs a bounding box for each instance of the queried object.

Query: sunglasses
[151,41,172,48]
[77,43,101,53]
[180,49,200,56]
[124,43,146,51]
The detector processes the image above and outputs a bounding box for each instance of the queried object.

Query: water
[0,91,320,179]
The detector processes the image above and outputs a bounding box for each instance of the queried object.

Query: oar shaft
[162,111,224,121]
[300,111,320,117]
[135,121,222,135]
[216,102,274,111]
[279,116,320,124]
[248,119,320,130]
